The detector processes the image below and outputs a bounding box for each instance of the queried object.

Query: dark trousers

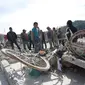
[29,40,34,49]
[10,40,21,51]
[67,33,71,40]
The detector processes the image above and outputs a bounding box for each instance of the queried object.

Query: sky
[0,0,85,34]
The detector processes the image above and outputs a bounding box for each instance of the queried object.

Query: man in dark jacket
[7,27,21,51]
[67,20,77,34]
[66,20,77,40]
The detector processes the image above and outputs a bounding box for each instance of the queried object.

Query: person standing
[52,27,59,48]
[39,30,47,49]
[7,27,21,51]
[31,22,41,53]
[28,31,34,50]
[47,27,53,49]
[21,29,30,50]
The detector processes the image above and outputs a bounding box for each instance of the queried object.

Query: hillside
[73,20,85,30]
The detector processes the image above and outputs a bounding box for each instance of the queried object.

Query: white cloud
[0,0,85,34]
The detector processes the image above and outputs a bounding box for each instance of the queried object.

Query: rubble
[0,29,85,85]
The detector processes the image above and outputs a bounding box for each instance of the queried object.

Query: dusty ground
[0,44,85,85]
[0,64,85,85]
[24,67,85,85]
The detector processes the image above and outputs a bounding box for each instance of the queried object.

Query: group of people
[6,20,77,53]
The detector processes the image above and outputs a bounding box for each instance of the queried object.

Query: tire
[1,49,50,71]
